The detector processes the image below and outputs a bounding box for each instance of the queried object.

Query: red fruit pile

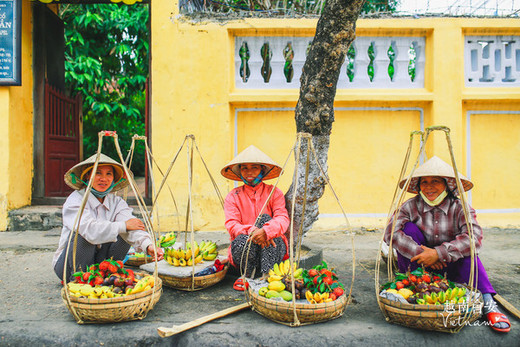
[71,259,137,295]
[302,261,345,301]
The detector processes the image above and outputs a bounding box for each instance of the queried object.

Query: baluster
[283,42,294,83]
[239,42,251,83]
[387,42,396,81]
[260,43,272,83]
[408,42,417,82]
[346,44,356,82]
[367,42,375,82]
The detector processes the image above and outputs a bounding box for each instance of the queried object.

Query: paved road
[0,228,518,346]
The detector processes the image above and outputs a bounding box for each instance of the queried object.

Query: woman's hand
[250,228,267,244]
[250,228,276,248]
[430,261,447,271]
[126,218,145,231]
[411,245,440,267]
[147,244,164,261]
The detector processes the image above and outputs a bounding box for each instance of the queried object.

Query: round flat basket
[378,286,481,333]
[61,276,162,324]
[125,256,153,267]
[247,287,348,326]
[159,265,228,291]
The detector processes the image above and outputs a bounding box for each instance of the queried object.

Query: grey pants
[54,234,130,281]
[230,214,286,277]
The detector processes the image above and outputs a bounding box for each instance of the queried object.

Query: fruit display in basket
[67,259,155,298]
[157,231,177,248]
[164,240,219,266]
[302,261,345,303]
[381,267,469,305]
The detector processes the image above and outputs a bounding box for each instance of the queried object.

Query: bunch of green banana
[157,231,177,248]
[164,241,203,267]
[267,259,303,282]
[198,240,218,261]
[416,286,467,305]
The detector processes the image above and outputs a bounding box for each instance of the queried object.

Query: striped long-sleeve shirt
[384,195,482,263]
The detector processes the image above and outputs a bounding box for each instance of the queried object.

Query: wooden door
[44,81,81,197]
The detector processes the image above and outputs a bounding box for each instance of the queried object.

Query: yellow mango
[267,280,285,292]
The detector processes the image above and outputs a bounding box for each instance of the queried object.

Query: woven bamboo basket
[125,255,153,267]
[159,264,228,291]
[61,276,163,324]
[247,287,348,326]
[378,285,481,333]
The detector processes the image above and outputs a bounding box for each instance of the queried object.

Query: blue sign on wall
[0,0,20,86]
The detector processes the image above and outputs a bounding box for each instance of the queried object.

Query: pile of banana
[164,240,219,267]
[268,260,303,282]
[157,231,177,248]
[66,275,155,299]
[417,286,468,305]
[305,291,333,304]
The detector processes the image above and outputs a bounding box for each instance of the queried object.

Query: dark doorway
[33,3,82,203]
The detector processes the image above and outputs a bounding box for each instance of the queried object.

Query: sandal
[233,278,249,291]
[487,312,511,333]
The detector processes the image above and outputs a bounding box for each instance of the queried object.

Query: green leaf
[411,268,424,276]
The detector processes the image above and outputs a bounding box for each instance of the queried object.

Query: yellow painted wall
[0,3,518,231]
[0,0,33,230]
[149,5,520,232]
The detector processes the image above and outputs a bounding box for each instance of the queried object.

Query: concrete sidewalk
[0,228,518,346]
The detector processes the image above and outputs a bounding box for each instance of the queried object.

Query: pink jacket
[224,182,290,267]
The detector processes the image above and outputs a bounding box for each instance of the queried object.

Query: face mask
[420,190,448,206]
[90,181,116,199]
[241,171,265,187]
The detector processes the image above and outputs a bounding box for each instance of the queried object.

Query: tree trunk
[285,0,365,242]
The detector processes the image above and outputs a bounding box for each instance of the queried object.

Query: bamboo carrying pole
[157,303,251,337]
[494,294,520,320]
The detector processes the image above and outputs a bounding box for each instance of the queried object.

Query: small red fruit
[329,293,337,301]
[82,272,91,282]
[408,275,417,283]
[99,261,110,271]
[108,264,117,273]
[126,269,135,281]
[94,276,104,286]
[116,260,124,268]
[320,269,332,277]
[402,279,410,286]
[333,287,344,297]
[322,276,333,286]
[395,281,404,290]
[421,274,431,283]
[308,269,319,277]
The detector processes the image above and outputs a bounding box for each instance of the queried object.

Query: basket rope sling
[243,132,356,326]
[61,130,162,324]
[375,126,481,333]
[122,134,177,266]
[150,134,228,291]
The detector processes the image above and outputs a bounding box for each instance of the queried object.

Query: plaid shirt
[384,195,482,263]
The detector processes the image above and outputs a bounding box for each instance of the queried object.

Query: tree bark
[285,0,365,242]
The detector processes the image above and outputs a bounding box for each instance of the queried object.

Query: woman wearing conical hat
[53,153,164,282]
[384,156,510,333]
[221,145,290,282]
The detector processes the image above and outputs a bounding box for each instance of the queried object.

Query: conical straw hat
[221,145,282,181]
[64,153,131,191]
[399,156,473,194]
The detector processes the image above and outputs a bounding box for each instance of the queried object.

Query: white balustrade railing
[465,36,520,87]
[234,36,426,89]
